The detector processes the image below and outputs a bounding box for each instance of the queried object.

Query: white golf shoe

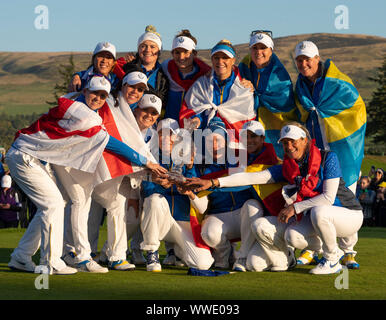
[232,258,247,272]
[146,250,162,272]
[77,259,109,273]
[309,257,343,275]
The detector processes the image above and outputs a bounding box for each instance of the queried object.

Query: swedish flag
[295,59,366,187]
[239,53,298,159]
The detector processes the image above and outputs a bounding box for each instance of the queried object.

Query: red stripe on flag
[15,98,103,140]
[98,103,134,179]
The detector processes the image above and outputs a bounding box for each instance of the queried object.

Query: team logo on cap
[300,43,306,50]
[138,73,145,79]
[245,122,254,128]
[257,34,264,40]
[100,78,107,85]
[178,37,185,43]
[284,126,291,133]
[150,95,157,103]
[103,42,110,48]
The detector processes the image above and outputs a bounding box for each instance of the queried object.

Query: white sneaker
[8,257,36,273]
[309,257,343,275]
[146,251,162,272]
[52,266,78,275]
[233,258,247,272]
[77,259,109,273]
[131,249,146,265]
[108,260,135,271]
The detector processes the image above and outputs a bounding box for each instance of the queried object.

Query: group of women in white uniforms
[5,25,365,276]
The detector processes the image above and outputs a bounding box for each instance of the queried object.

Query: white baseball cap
[157,118,180,135]
[278,125,307,143]
[242,121,265,136]
[122,71,149,90]
[172,36,196,52]
[85,76,111,94]
[138,94,162,115]
[295,41,319,58]
[93,42,116,59]
[137,26,162,51]
[249,33,274,50]
[1,175,12,188]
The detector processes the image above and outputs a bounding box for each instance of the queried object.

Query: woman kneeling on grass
[187,122,363,275]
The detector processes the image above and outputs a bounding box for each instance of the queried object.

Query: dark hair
[111,65,145,107]
[175,29,198,54]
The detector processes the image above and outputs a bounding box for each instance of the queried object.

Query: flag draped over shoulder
[245,143,286,216]
[93,92,156,185]
[13,98,109,173]
[164,58,211,93]
[179,67,256,141]
[295,59,367,186]
[238,53,298,158]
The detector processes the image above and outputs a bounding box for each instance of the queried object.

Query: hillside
[0,33,385,115]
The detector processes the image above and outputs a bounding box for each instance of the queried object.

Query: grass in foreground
[0,227,385,300]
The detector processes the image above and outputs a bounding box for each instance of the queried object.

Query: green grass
[0,227,385,300]
[361,156,386,177]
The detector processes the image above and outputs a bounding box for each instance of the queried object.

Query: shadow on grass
[0,248,13,264]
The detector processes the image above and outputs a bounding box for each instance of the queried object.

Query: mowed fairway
[0,227,385,300]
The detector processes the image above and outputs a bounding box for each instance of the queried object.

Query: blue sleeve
[267,164,285,182]
[323,152,342,180]
[106,135,147,167]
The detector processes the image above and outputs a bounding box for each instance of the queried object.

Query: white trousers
[308,205,362,261]
[92,177,128,261]
[254,215,293,269]
[141,193,214,270]
[284,214,323,254]
[53,165,95,262]
[57,163,129,262]
[201,208,241,266]
[238,199,265,258]
[6,148,67,270]
[238,199,270,271]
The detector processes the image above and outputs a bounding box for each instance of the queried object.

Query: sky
[0,0,385,52]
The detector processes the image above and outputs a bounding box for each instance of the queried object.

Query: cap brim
[211,49,234,58]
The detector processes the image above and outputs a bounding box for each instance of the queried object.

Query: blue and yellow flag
[238,53,298,158]
[295,59,366,187]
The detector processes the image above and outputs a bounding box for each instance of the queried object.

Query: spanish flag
[189,143,286,250]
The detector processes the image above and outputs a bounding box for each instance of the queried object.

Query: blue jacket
[196,162,253,215]
[75,67,119,92]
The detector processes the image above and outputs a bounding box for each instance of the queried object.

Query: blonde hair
[216,39,236,53]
